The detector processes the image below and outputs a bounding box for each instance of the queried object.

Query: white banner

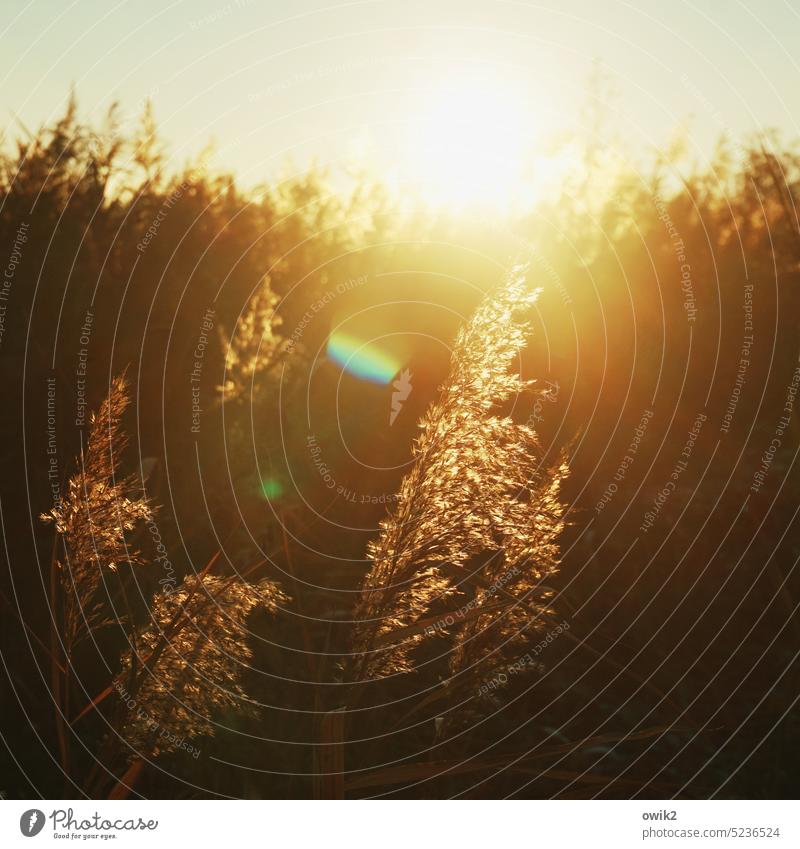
[0,800,795,848]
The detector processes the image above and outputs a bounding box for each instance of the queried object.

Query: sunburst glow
[404,71,541,210]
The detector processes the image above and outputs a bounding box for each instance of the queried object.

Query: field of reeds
[1,98,800,799]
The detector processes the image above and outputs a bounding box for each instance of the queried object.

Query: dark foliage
[2,100,800,799]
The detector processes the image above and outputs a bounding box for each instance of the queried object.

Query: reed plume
[41,374,152,649]
[117,573,285,759]
[218,276,288,401]
[349,266,568,681]
[446,459,568,690]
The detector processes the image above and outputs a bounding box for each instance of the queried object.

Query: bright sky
[3,0,800,204]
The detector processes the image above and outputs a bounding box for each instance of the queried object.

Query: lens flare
[326,332,400,384]
[260,478,284,500]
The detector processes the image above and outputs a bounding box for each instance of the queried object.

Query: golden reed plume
[117,574,285,759]
[349,266,568,682]
[218,276,288,401]
[41,374,152,649]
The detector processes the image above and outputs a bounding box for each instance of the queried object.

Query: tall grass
[41,377,286,796]
[348,267,568,684]
[39,268,569,796]
[13,98,800,798]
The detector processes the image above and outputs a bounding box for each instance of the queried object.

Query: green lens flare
[260,478,283,500]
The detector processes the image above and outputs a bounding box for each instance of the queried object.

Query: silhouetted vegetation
[2,97,800,799]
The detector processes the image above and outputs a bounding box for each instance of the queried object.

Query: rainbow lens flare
[326,332,400,384]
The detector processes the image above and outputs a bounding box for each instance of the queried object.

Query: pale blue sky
[3,0,799,189]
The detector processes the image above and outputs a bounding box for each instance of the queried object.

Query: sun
[403,71,543,211]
